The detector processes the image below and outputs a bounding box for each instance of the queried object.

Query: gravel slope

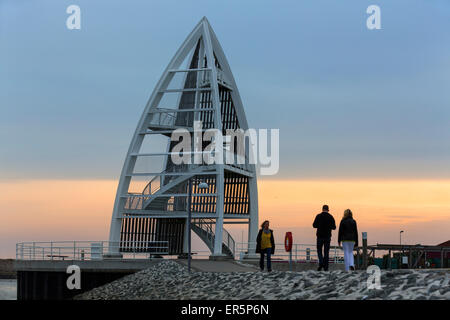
[75,260,450,300]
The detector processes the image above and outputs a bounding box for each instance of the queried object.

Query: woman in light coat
[338,209,358,271]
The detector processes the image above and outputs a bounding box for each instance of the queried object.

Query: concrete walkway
[176,259,259,272]
[176,259,346,272]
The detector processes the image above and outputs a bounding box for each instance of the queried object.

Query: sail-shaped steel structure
[108,17,258,258]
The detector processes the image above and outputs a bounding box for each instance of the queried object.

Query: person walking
[338,209,358,271]
[256,220,275,272]
[313,205,336,271]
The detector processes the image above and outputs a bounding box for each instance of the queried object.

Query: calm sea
[0,279,17,300]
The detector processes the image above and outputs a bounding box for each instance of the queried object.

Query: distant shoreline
[0,259,16,279]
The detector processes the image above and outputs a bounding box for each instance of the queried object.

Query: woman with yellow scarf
[256,220,275,272]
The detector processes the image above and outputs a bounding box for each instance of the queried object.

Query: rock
[289,289,305,295]
[319,293,338,300]
[439,287,450,295]
[367,289,385,299]
[344,289,354,295]
[348,280,359,287]
[303,280,315,288]
[406,276,417,285]
[299,293,311,299]
[314,286,335,294]
[73,261,449,301]
[427,284,441,294]
[402,284,416,290]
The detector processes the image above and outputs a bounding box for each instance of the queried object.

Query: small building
[423,240,450,268]
[361,242,450,269]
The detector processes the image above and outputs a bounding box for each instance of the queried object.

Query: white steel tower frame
[108,17,258,258]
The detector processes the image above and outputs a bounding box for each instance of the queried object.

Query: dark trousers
[317,237,331,270]
[259,248,272,271]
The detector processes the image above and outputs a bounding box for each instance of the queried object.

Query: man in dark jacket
[313,205,336,271]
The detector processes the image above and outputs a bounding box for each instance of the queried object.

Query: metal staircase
[191,218,235,258]
[109,18,258,258]
[123,171,236,257]
[142,166,207,210]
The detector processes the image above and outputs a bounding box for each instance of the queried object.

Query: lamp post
[400,230,404,247]
[400,230,404,268]
[187,179,209,273]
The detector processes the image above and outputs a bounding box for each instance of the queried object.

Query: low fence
[235,242,345,264]
[16,241,169,261]
[16,241,345,263]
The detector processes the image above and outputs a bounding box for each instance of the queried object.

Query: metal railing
[123,170,167,210]
[201,68,228,88]
[235,242,345,264]
[16,241,169,261]
[141,165,192,198]
[124,193,150,210]
[143,175,161,196]
[16,240,344,263]
[192,219,235,258]
[126,164,212,211]
[192,218,215,250]
[222,228,235,257]
[148,111,177,128]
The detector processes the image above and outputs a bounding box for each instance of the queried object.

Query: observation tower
[108,17,258,259]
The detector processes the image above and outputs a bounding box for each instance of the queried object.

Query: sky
[1,0,449,257]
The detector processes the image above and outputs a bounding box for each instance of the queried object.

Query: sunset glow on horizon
[1,178,449,258]
[2,1,450,261]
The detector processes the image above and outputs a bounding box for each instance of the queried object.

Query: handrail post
[334,246,337,264]
[33,242,35,260]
